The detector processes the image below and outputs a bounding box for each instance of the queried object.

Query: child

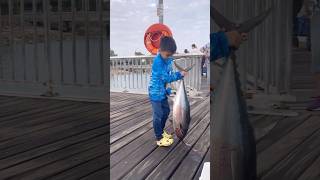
[148,36,188,147]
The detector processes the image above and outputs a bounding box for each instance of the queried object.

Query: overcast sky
[110,0,209,56]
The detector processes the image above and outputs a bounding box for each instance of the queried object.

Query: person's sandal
[162,131,173,139]
[156,137,174,147]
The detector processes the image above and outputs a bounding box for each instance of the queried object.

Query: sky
[110,0,210,56]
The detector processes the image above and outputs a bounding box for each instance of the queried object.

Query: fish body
[172,80,191,139]
[211,58,256,180]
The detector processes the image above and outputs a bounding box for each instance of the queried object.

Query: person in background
[200,43,210,77]
[190,44,202,54]
[184,49,189,53]
[201,55,206,77]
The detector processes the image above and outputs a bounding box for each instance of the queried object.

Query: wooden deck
[254,48,320,180]
[110,92,210,180]
[110,92,320,180]
[111,52,320,180]
[0,96,108,179]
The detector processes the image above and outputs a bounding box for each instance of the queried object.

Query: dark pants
[150,98,170,140]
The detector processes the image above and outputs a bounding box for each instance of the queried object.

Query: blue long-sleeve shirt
[210,32,230,61]
[148,54,183,101]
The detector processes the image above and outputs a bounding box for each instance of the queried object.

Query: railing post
[285,0,293,94]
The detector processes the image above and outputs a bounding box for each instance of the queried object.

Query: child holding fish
[210,30,248,94]
[148,36,188,147]
[211,30,248,61]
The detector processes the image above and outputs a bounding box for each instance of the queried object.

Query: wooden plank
[110,116,151,143]
[193,149,210,180]
[110,100,209,180]
[257,116,320,177]
[143,114,209,180]
[9,143,107,179]
[110,120,153,154]
[0,102,86,127]
[0,126,107,170]
[0,99,53,118]
[0,105,103,141]
[38,155,108,179]
[110,98,149,117]
[2,102,101,126]
[171,126,210,179]
[261,129,320,180]
[297,153,320,180]
[256,113,311,153]
[110,106,152,131]
[0,136,106,179]
[0,116,106,159]
[110,127,154,166]
[252,116,284,142]
[79,167,109,180]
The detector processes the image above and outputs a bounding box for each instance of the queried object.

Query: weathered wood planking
[257,116,320,177]
[110,95,209,180]
[0,96,107,179]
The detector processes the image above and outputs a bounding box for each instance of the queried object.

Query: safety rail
[110,54,204,94]
[0,0,108,101]
[213,0,293,100]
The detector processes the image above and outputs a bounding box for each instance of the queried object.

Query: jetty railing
[110,54,204,94]
[213,0,293,100]
[0,0,108,101]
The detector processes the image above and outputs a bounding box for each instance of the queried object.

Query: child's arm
[211,31,248,61]
[152,58,183,83]
[210,32,230,61]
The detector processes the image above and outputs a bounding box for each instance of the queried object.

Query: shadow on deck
[0,96,108,179]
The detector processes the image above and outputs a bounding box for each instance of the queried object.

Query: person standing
[190,44,202,54]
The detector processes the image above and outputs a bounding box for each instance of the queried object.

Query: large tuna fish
[210,6,271,180]
[211,58,256,180]
[172,79,191,139]
[172,61,194,139]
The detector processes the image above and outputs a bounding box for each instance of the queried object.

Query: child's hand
[225,30,248,49]
[181,71,188,77]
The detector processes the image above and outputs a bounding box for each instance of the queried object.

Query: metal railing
[110,54,204,94]
[0,0,108,101]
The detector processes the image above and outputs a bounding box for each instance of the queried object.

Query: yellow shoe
[162,131,173,139]
[156,137,174,147]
